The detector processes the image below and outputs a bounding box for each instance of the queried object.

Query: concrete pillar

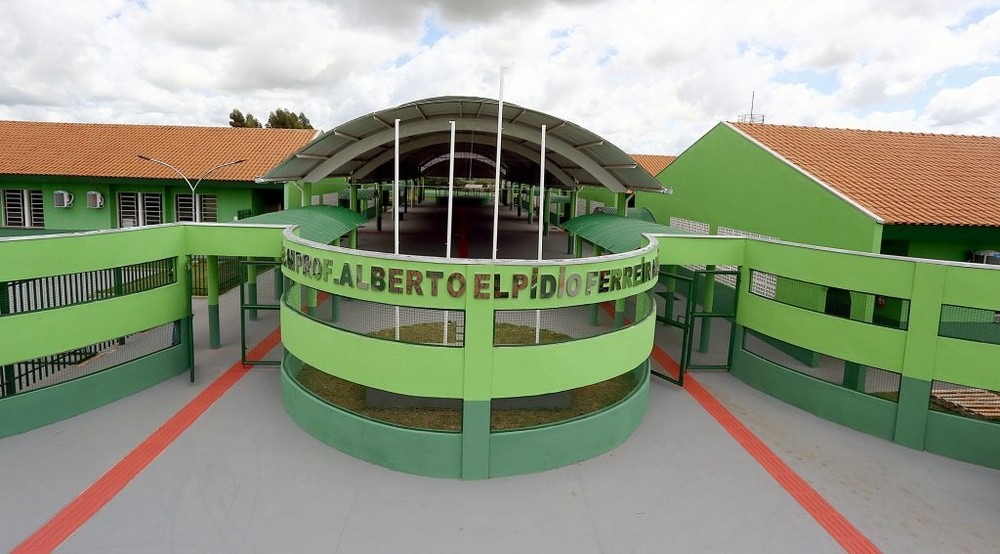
[246,262,258,321]
[698,265,716,353]
[207,255,220,348]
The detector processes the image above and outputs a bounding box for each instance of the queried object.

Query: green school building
[1,100,997,479]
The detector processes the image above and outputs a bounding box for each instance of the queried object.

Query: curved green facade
[2,221,998,474]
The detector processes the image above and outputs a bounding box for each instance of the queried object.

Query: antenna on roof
[737,91,765,124]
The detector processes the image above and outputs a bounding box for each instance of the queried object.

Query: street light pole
[137,155,246,222]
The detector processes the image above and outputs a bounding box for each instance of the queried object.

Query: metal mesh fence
[938,304,1000,345]
[929,380,1000,422]
[293,362,462,432]
[748,269,910,330]
[191,255,242,296]
[1,321,180,397]
[285,283,465,347]
[0,257,176,317]
[242,264,283,364]
[743,329,902,399]
[493,295,640,346]
[491,365,643,431]
[687,316,734,368]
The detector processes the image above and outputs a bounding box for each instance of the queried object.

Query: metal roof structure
[562,213,689,254]
[234,205,368,244]
[263,96,665,193]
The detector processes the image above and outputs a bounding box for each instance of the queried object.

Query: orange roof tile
[630,154,676,177]
[730,122,1000,227]
[0,120,317,183]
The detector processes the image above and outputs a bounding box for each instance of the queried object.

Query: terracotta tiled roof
[730,122,1000,227]
[0,120,317,183]
[630,154,676,177]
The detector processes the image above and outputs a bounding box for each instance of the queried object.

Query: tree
[229,108,262,128]
[266,108,314,129]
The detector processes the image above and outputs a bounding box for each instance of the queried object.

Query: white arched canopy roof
[262,96,665,193]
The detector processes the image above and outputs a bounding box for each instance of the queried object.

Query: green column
[567,188,579,254]
[207,255,220,349]
[528,187,535,225]
[376,183,383,231]
[301,181,313,206]
[698,265,716,353]
[461,270,493,480]
[307,286,318,318]
[517,184,522,218]
[574,238,584,258]
[273,266,283,301]
[663,265,676,321]
[330,293,340,322]
[350,229,358,249]
[283,181,303,209]
[894,263,946,449]
[843,361,867,391]
[614,191,628,216]
[591,245,602,325]
[114,267,125,345]
[614,298,625,329]
[247,262,258,321]
[350,184,359,213]
[542,188,551,237]
[0,282,12,397]
[183,256,195,382]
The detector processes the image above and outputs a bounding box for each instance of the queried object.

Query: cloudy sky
[1,0,998,154]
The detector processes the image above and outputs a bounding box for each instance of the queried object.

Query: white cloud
[0,0,998,154]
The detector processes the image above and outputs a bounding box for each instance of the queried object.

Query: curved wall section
[654,234,1000,470]
[279,229,660,478]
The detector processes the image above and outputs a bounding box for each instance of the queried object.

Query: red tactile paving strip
[12,328,282,553]
[649,344,880,553]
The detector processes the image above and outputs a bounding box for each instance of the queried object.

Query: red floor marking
[599,299,876,550]
[650,343,880,553]
[13,327,283,553]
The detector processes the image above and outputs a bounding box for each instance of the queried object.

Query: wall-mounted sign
[282,247,657,300]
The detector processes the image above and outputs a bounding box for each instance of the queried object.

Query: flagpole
[491,66,505,260]
[394,118,401,341]
[535,124,546,344]
[444,120,456,345]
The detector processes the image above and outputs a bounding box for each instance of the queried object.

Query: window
[175,193,218,222]
[2,189,44,227]
[117,192,162,227]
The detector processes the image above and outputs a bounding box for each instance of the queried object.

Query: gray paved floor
[2,200,998,552]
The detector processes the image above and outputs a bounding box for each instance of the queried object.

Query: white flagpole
[444,120,456,345]
[535,124,546,344]
[491,66,505,260]
[394,118,401,341]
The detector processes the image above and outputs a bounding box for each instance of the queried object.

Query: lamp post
[136,155,246,222]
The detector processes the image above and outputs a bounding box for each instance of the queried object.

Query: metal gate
[239,259,283,366]
[654,268,740,385]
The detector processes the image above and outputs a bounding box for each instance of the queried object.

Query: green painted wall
[636,123,882,252]
[281,354,464,478]
[1,175,272,231]
[0,343,188,439]
[489,366,649,478]
[654,234,1000,468]
[882,224,1000,262]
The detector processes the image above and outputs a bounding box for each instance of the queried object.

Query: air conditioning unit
[970,250,1000,265]
[53,190,74,208]
[86,191,105,209]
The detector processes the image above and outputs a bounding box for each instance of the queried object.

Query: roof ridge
[729,121,1000,140]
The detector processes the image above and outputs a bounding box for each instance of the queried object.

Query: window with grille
[117,192,163,227]
[2,189,44,227]
[175,193,218,222]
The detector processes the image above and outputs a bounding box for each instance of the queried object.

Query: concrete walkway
[1,200,997,553]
